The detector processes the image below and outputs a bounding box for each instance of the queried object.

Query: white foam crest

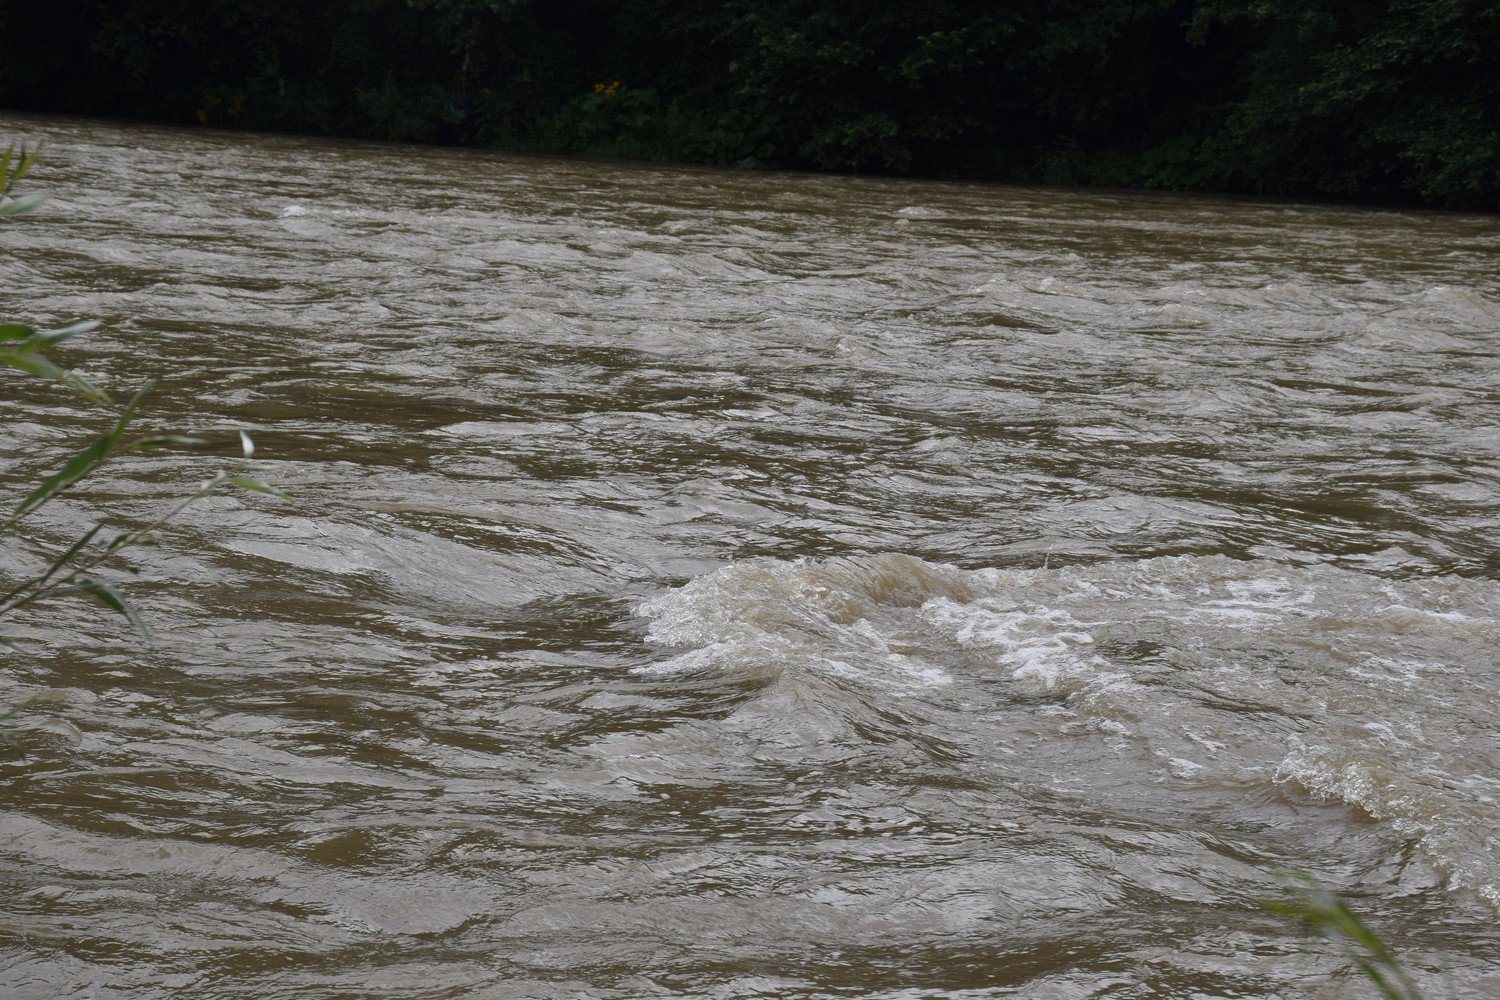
[1278,746,1500,909]
[636,555,967,690]
[639,552,1500,907]
[919,597,1134,700]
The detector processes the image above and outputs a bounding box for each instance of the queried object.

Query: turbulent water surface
[1,114,1498,998]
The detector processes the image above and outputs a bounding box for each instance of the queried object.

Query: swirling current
[1,114,1498,998]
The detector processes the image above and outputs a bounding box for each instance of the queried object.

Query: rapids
[1,114,1497,998]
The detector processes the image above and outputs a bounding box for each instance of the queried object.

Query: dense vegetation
[2,1,1495,207]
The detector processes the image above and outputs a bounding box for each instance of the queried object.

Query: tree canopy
[2,0,1495,207]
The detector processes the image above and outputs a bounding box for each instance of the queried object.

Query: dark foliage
[2,0,1495,207]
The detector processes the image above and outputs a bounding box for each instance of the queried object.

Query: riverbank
[2,1,1497,211]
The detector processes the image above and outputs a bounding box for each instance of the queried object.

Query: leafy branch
[0,445,282,639]
[1,142,283,650]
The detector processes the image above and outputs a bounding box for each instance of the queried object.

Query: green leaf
[226,475,286,499]
[11,146,38,185]
[0,524,105,614]
[73,580,150,638]
[35,525,106,589]
[0,189,50,216]
[0,346,111,403]
[1261,875,1421,1000]
[124,435,207,452]
[60,369,110,405]
[0,348,68,380]
[15,385,149,516]
[31,319,100,348]
[103,529,137,556]
[0,323,34,341]
[15,435,116,517]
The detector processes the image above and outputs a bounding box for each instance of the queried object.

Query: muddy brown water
[1,114,1498,998]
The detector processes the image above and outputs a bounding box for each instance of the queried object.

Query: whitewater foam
[638,552,1500,908]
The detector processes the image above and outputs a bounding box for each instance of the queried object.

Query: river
[2,114,1498,998]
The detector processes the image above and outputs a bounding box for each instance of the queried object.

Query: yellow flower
[195,109,208,124]
[593,82,604,93]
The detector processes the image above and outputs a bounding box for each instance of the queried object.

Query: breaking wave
[640,553,1500,907]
